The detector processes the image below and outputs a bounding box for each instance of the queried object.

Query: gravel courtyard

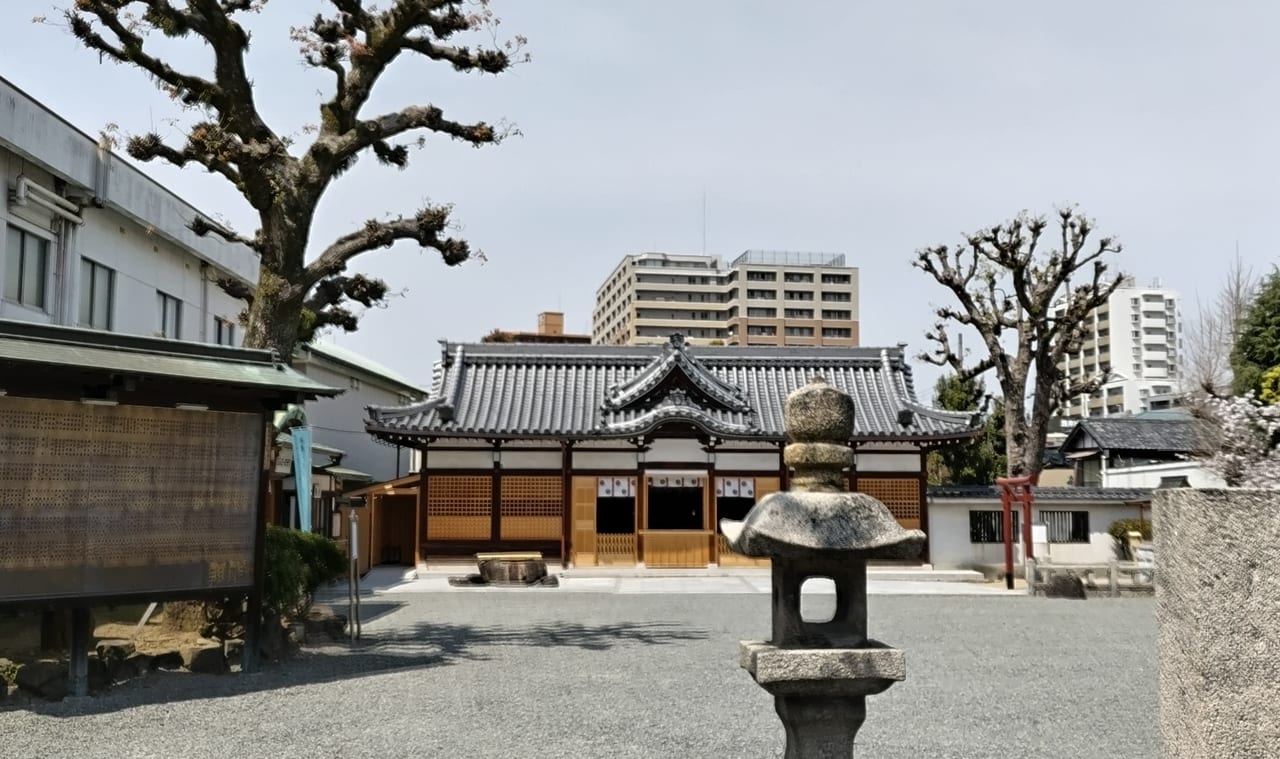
[0,591,1155,759]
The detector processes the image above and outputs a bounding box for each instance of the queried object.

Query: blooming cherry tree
[1197,393,1280,488]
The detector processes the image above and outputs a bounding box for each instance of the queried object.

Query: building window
[746,289,776,300]
[746,325,776,336]
[784,308,814,319]
[78,258,115,330]
[157,291,183,339]
[4,225,50,310]
[784,290,814,301]
[746,307,776,318]
[784,326,814,337]
[1041,510,1090,543]
[969,510,1019,544]
[746,271,776,282]
[822,327,852,338]
[783,272,813,283]
[822,309,851,320]
[821,273,851,285]
[821,291,852,302]
[214,316,237,346]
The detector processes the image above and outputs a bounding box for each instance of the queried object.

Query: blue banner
[291,426,313,533]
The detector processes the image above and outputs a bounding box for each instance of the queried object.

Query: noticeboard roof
[0,320,341,398]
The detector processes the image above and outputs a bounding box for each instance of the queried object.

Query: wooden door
[571,476,597,567]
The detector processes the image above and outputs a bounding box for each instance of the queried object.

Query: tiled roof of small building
[1061,416,1215,454]
[929,485,1155,502]
[365,335,983,444]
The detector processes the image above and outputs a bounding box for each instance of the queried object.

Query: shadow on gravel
[10,617,707,718]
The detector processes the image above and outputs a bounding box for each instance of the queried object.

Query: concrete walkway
[343,566,1021,597]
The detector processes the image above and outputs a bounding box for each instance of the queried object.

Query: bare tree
[54,1,526,357]
[914,207,1126,480]
[1183,252,1257,398]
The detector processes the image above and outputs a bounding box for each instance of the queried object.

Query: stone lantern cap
[719,376,925,561]
[720,492,925,560]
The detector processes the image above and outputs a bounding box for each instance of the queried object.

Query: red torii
[996,475,1036,590]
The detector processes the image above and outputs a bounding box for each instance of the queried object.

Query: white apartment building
[0,76,422,483]
[1054,276,1183,419]
[593,250,859,346]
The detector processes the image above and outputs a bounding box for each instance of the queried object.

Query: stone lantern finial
[719,379,925,757]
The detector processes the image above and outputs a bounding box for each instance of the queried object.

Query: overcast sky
[4,1,1279,399]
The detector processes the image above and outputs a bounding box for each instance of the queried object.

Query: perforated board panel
[426,475,492,540]
[857,476,922,527]
[0,397,263,603]
[499,476,562,540]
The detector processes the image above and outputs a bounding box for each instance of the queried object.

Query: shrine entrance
[641,472,712,568]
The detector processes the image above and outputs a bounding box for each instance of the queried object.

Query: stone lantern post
[720,378,925,758]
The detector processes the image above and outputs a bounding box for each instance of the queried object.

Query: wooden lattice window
[857,477,921,521]
[499,476,562,540]
[426,476,491,540]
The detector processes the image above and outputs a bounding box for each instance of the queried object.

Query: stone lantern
[720,378,925,758]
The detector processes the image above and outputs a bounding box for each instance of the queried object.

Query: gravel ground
[0,592,1155,759]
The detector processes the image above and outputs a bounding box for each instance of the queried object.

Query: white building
[1,75,423,485]
[592,250,859,347]
[1053,276,1184,419]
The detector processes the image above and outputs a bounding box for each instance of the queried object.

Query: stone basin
[475,552,549,586]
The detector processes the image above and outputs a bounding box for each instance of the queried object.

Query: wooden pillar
[490,442,501,544]
[777,442,789,491]
[918,448,930,565]
[415,450,426,567]
[561,441,573,568]
[707,440,718,566]
[69,606,91,697]
[243,412,273,674]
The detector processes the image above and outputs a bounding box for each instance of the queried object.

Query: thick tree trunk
[1003,394,1030,479]
[241,269,304,359]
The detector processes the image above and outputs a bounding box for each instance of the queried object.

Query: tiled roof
[929,485,1155,502]
[365,336,983,444]
[1062,417,1214,454]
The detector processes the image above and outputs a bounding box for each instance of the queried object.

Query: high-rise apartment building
[1054,276,1183,419]
[592,250,859,346]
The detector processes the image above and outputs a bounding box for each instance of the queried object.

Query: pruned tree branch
[302,204,473,290]
[216,275,255,305]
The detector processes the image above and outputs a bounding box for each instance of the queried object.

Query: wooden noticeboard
[0,396,264,604]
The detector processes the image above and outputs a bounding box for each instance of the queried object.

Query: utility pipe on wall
[12,177,84,225]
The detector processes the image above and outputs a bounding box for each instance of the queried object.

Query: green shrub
[264,526,347,621]
[1108,518,1153,560]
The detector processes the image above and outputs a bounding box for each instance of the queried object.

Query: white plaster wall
[301,361,414,481]
[574,451,638,470]
[1103,461,1225,489]
[716,452,778,471]
[501,450,561,469]
[855,452,920,472]
[928,501,1145,569]
[648,438,709,462]
[428,450,493,469]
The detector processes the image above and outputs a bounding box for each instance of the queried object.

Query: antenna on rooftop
[701,187,707,254]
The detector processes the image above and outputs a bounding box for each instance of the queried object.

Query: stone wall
[1154,489,1280,758]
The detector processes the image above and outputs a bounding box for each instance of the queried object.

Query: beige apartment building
[592,250,859,346]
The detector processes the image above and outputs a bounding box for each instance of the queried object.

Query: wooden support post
[415,459,426,567]
[560,442,573,569]
[490,443,502,544]
[243,414,274,674]
[69,606,91,697]
[918,449,930,565]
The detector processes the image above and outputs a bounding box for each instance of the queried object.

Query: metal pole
[69,607,91,697]
[348,509,359,643]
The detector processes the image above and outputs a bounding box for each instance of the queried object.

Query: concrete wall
[928,498,1146,570]
[298,359,415,482]
[1155,489,1280,758]
[1103,461,1224,489]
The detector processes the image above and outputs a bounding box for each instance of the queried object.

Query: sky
[3,1,1279,400]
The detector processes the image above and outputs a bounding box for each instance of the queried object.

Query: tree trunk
[1003,394,1030,478]
[241,266,304,359]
